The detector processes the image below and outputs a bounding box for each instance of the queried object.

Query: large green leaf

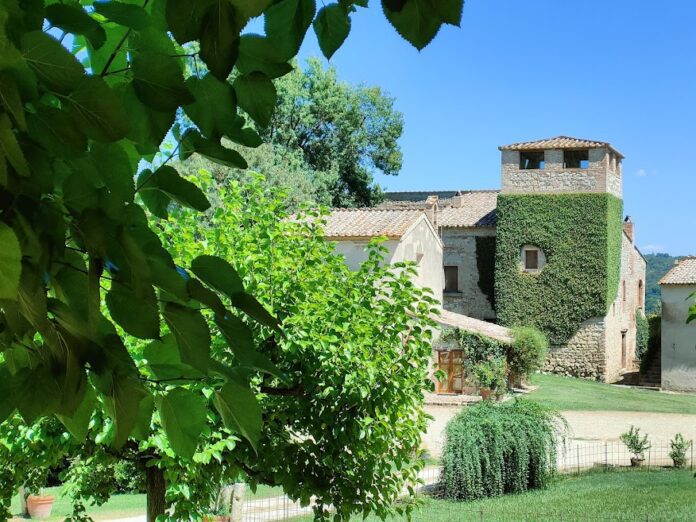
[180,129,248,168]
[57,385,97,442]
[431,0,464,26]
[21,31,84,94]
[106,285,160,339]
[137,165,210,213]
[131,392,154,440]
[382,0,443,50]
[120,83,176,155]
[93,1,153,30]
[0,366,18,423]
[183,74,238,140]
[233,72,276,128]
[92,142,136,201]
[199,0,241,81]
[158,388,207,459]
[132,51,194,111]
[163,302,211,372]
[26,105,87,159]
[66,76,130,142]
[264,0,316,61]
[143,334,204,380]
[232,292,279,331]
[45,2,106,50]
[216,314,282,377]
[0,112,29,177]
[313,4,351,59]
[236,35,293,79]
[94,373,148,448]
[165,0,216,44]
[229,0,273,19]
[137,169,170,218]
[0,71,26,130]
[190,254,244,298]
[0,222,21,299]
[213,380,262,451]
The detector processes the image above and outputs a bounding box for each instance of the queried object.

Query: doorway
[437,350,463,394]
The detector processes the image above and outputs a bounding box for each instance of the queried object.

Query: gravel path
[423,405,696,456]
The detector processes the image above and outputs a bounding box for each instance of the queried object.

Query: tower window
[520,151,545,170]
[521,246,545,273]
[444,266,459,293]
[564,149,589,169]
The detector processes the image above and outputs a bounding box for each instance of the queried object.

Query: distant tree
[259,58,404,207]
[644,253,682,314]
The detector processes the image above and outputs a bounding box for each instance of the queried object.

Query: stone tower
[494,136,632,381]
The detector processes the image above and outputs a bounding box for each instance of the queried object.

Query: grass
[9,486,145,521]
[526,373,696,414]
[294,469,696,521]
[9,483,283,521]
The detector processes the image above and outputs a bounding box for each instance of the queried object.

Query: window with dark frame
[519,150,545,170]
[524,249,539,270]
[444,266,459,293]
[564,149,589,169]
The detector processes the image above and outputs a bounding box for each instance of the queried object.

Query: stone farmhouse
[659,257,696,392]
[324,136,646,389]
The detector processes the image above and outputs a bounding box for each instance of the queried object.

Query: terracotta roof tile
[659,257,696,285]
[322,209,426,239]
[380,190,498,228]
[499,135,624,159]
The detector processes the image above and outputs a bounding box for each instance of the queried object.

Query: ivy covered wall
[495,193,623,345]
[475,236,496,310]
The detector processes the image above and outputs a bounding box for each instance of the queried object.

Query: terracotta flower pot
[27,495,55,519]
[630,456,644,468]
[202,516,227,522]
[479,388,492,401]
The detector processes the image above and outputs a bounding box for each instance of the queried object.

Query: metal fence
[236,441,694,522]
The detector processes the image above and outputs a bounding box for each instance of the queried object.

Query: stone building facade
[383,136,646,383]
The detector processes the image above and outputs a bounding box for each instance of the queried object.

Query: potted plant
[620,426,651,467]
[472,357,507,401]
[22,467,55,520]
[669,433,692,469]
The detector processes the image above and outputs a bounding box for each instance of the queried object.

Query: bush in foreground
[441,400,565,501]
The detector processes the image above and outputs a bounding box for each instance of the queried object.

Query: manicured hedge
[441,400,563,501]
[495,193,623,345]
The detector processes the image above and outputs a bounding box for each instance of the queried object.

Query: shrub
[620,426,651,465]
[441,400,565,501]
[507,327,549,379]
[439,329,506,365]
[635,311,649,365]
[640,315,661,373]
[114,461,145,494]
[669,433,692,469]
[471,357,507,394]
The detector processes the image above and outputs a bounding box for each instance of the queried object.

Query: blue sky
[292,0,695,256]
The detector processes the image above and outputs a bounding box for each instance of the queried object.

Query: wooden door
[437,350,463,394]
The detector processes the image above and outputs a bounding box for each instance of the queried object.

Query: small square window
[524,250,539,270]
[444,266,459,293]
[520,151,545,170]
[564,149,589,169]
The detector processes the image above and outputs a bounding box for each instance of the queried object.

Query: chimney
[424,195,439,229]
[451,191,465,208]
[623,216,634,243]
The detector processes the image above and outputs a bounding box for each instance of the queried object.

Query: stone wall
[501,147,622,198]
[441,227,496,320]
[544,317,607,380]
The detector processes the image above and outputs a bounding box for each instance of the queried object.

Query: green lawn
[296,470,696,521]
[9,483,283,521]
[526,373,696,414]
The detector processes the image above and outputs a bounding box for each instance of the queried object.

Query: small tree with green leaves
[669,433,692,469]
[507,327,548,384]
[620,426,651,466]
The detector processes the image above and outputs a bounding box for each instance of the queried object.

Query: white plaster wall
[441,227,496,320]
[661,285,696,392]
[330,217,444,306]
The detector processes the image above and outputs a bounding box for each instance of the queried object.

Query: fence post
[691,440,694,472]
[479,507,484,522]
[576,445,580,474]
[647,446,651,471]
[604,442,608,471]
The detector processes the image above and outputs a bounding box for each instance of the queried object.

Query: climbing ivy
[495,193,623,345]
[475,235,496,310]
[635,310,649,364]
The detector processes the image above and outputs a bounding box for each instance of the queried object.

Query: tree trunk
[146,467,166,521]
[230,483,246,522]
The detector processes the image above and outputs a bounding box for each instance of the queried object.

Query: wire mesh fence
[235,441,694,522]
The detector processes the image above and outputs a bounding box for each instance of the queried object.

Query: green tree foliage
[441,400,564,501]
[439,329,506,365]
[643,253,682,314]
[508,327,549,379]
[495,194,623,345]
[635,311,649,365]
[259,58,405,207]
[0,0,462,519]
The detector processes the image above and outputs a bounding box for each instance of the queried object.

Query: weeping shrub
[441,400,565,501]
